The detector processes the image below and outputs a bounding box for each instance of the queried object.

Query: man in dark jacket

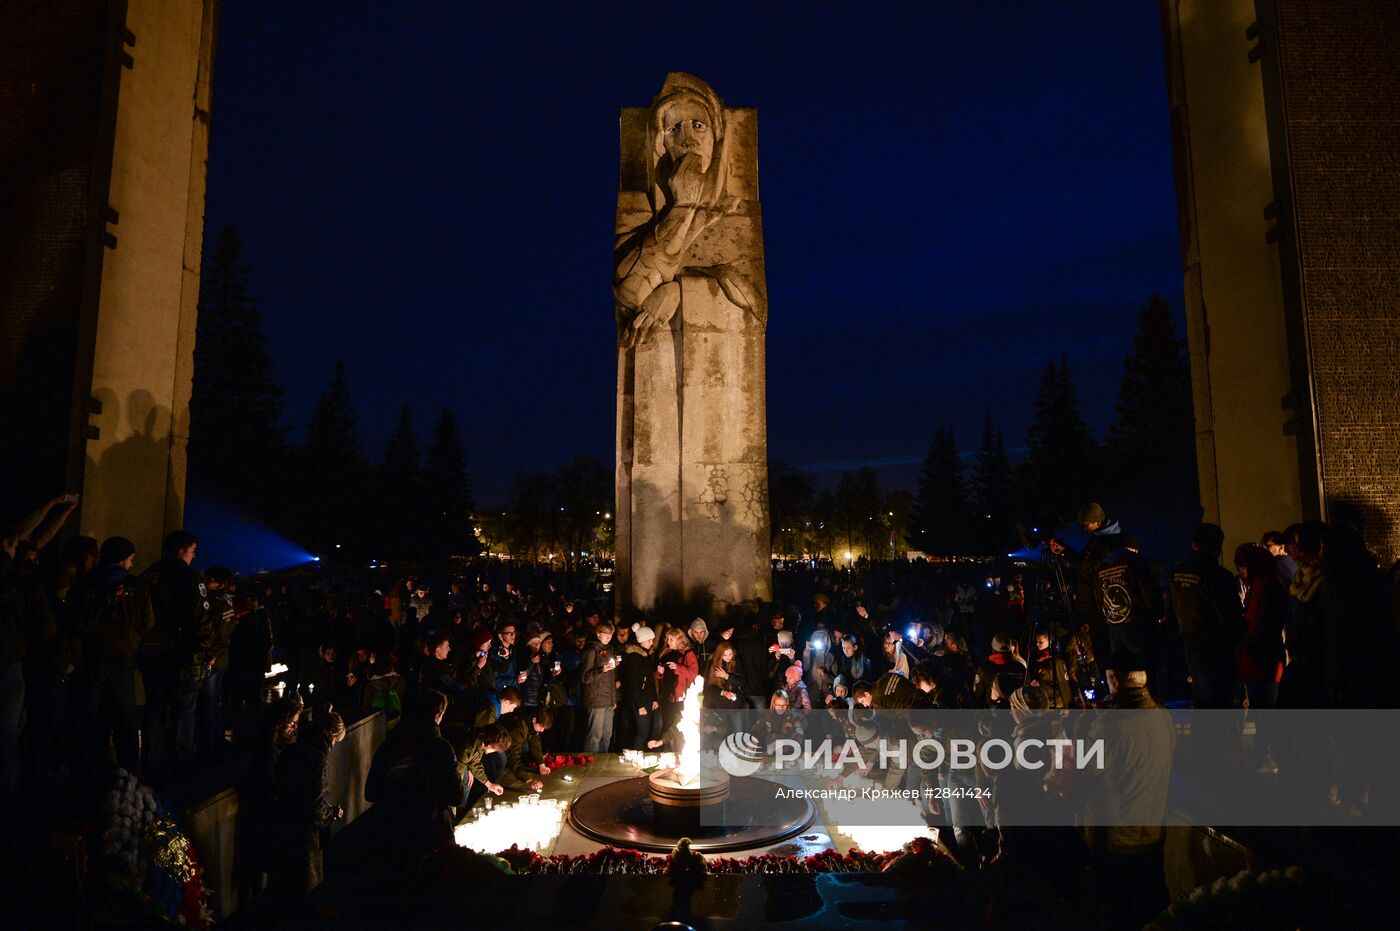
[579,622,619,751]
[1088,533,1161,659]
[497,707,552,791]
[75,537,154,779]
[732,617,770,710]
[1168,524,1243,708]
[140,530,208,773]
[365,690,467,862]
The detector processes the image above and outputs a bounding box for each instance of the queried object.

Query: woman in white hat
[619,624,661,750]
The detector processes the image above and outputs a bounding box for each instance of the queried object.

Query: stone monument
[614,73,772,617]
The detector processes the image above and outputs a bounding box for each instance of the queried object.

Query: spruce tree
[189,225,285,511]
[300,359,367,555]
[1024,358,1097,526]
[377,403,422,561]
[910,427,971,556]
[1105,295,1199,540]
[971,413,1014,555]
[423,407,480,562]
[1106,295,1196,488]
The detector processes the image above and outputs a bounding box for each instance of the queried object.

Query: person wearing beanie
[974,632,1027,708]
[459,626,495,690]
[619,624,661,749]
[1077,502,1108,531]
[783,662,811,710]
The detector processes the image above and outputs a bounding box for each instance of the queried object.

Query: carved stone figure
[614,73,771,616]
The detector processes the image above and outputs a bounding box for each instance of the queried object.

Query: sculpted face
[661,98,714,172]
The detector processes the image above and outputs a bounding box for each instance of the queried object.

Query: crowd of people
[2,493,1397,922]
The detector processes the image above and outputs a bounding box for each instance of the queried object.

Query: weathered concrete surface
[82,0,218,563]
[614,74,771,618]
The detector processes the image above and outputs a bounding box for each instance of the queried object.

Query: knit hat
[468,627,493,655]
[1077,502,1107,526]
[632,624,656,644]
[991,633,1013,653]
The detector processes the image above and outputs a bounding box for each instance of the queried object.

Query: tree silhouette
[1105,295,1199,542]
[1021,357,1097,527]
[971,413,1015,555]
[769,462,816,560]
[556,454,611,570]
[423,408,480,562]
[189,225,286,514]
[376,402,422,561]
[910,427,971,556]
[299,359,367,555]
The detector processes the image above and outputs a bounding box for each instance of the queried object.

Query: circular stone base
[568,774,816,853]
[647,767,731,807]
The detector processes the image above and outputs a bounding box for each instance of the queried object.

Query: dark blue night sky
[205,1,1182,504]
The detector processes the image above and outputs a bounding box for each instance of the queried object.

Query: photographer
[801,626,838,705]
[766,630,797,692]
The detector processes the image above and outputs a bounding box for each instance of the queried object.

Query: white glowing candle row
[453,796,568,853]
[823,775,933,853]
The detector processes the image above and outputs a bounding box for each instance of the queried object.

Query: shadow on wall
[83,388,179,554]
[624,474,770,627]
[1327,497,1398,567]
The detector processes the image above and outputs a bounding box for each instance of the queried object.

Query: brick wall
[1271,0,1400,563]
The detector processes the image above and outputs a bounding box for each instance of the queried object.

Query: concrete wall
[1160,0,1306,559]
[81,0,217,563]
[183,711,387,920]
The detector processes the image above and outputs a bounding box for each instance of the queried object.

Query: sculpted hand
[668,153,707,205]
[627,281,680,347]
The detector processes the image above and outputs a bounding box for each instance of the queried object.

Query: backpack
[371,681,404,721]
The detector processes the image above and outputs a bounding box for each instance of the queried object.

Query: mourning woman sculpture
[614,73,771,616]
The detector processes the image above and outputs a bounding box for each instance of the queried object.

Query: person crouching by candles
[459,722,513,814]
[498,707,554,791]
